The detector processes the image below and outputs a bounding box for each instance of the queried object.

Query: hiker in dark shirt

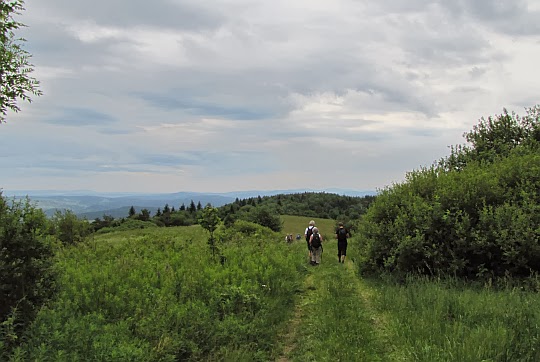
[335,222,350,264]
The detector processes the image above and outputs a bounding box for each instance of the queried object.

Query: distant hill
[77,206,161,220]
[216,188,376,199]
[2,188,376,218]
[3,193,235,218]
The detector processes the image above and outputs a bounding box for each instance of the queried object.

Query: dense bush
[92,214,117,232]
[358,107,540,279]
[216,220,277,244]
[0,195,55,357]
[440,106,540,172]
[50,210,92,245]
[247,207,283,232]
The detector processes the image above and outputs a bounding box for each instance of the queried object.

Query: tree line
[91,192,376,234]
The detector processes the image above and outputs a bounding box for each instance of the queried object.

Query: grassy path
[275,240,400,362]
[275,273,315,362]
[275,234,540,362]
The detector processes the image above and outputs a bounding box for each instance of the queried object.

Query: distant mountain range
[1,188,376,218]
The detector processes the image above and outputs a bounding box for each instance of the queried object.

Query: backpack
[311,233,322,249]
[337,228,347,242]
[306,226,314,242]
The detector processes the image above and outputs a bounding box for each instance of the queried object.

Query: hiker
[335,222,350,263]
[309,227,323,265]
[304,220,316,259]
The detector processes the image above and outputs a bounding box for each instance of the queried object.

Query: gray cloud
[27,0,226,31]
[134,91,277,120]
[441,0,540,35]
[2,0,538,193]
[44,108,117,126]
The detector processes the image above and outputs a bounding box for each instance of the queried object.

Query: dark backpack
[311,233,322,248]
[306,226,314,242]
[337,228,348,242]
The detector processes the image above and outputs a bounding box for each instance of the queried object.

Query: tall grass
[372,276,540,361]
[10,226,305,361]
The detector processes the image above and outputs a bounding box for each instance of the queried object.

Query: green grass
[372,276,540,362]
[281,215,337,241]
[288,260,391,361]
[11,225,306,361]
[8,215,540,361]
[276,221,540,362]
[274,226,399,362]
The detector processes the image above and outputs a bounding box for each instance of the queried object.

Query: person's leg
[337,242,344,263]
[341,243,347,263]
[315,247,322,265]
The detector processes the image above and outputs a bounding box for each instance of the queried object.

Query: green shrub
[359,106,540,279]
[247,207,283,232]
[50,210,92,245]
[216,220,277,244]
[0,195,55,357]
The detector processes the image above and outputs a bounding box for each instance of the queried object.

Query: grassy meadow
[5,215,540,361]
[10,224,306,361]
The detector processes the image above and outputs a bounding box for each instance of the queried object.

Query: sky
[1,0,540,194]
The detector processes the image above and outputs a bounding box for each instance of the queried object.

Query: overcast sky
[1,0,539,193]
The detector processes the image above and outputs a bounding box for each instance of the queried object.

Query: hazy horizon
[1,187,377,197]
